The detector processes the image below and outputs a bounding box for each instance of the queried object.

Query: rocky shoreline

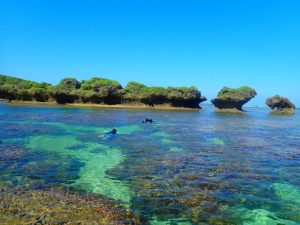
[7,100,201,111]
[0,74,297,114]
[0,75,206,110]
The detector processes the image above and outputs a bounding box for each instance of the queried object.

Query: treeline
[0,75,206,108]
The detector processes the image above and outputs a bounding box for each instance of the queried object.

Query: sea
[0,102,300,224]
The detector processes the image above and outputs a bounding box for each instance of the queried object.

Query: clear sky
[0,0,299,106]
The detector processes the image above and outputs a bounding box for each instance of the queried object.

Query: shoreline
[6,100,200,111]
[214,108,244,114]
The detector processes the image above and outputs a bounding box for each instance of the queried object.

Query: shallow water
[1,103,300,224]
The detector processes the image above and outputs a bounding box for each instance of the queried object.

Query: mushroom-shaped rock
[166,86,207,108]
[266,95,295,115]
[121,82,206,109]
[211,86,257,112]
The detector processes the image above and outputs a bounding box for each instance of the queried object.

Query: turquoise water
[1,103,300,224]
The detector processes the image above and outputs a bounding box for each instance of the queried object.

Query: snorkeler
[142,118,153,123]
[110,128,117,134]
[98,128,117,139]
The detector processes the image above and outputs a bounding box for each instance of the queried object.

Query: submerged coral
[273,183,300,205]
[26,135,132,204]
[0,145,24,161]
[209,137,226,146]
[0,185,140,224]
[232,206,297,225]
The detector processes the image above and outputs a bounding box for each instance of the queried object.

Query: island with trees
[0,74,207,109]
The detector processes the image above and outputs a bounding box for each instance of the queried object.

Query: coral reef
[0,185,140,225]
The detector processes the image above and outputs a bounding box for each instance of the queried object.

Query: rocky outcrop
[211,86,257,112]
[0,74,53,102]
[266,95,295,115]
[166,86,207,108]
[121,82,206,108]
[78,77,123,104]
[0,74,206,109]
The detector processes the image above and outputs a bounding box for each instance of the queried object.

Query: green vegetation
[266,95,296,114]
[122,81,167,105]
[0,74,206,108]
[122,82,206,107]
[79,77,123,104]
[57,78,81,90]
[217,86,257,100]
[81,77,122,90]
[211,86,257,111]
[0,74,53,102]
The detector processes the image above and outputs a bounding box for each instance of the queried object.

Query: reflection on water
[0,104,300,224]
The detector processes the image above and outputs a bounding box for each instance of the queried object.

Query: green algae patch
[209,137,226,146]
[154,121,176,126]
[0,186,141,224]
[72,142,132,204]
[153,131,169,138]
[41,122,142,135]
[169,146,183,152]
[273,183,300,205]
[161,138,175,145]
[27,135,78,155]
[232,207,297,225]
[149,216,193,225]
[26,135,132,204]
[153,131,174,144]
[153,131,178,150]
[41,122,108,134]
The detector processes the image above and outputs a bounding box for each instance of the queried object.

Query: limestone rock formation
[121,82,206,108]
[0,74,206,109]
[211,86,257,112]
[266,95,295,115]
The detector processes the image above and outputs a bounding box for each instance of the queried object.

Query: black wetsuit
[143,119,153,123]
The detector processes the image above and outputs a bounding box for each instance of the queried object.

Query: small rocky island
[211,86,257,112]
[0,74,206,109]
[266,95,296,115]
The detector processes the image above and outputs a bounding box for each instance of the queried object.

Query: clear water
[1,103,300,224]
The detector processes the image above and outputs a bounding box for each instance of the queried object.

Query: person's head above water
[142,118,153,123]
[111,128,117,134]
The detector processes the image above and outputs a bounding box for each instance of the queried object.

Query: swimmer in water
[142,118,153,123]
[99,128,117,139]
[110,128,117,134]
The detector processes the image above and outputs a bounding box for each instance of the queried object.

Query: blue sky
[0,0,299,106]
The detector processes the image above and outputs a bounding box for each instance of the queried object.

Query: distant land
[0,74,207,110]
[0,74,296,114]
